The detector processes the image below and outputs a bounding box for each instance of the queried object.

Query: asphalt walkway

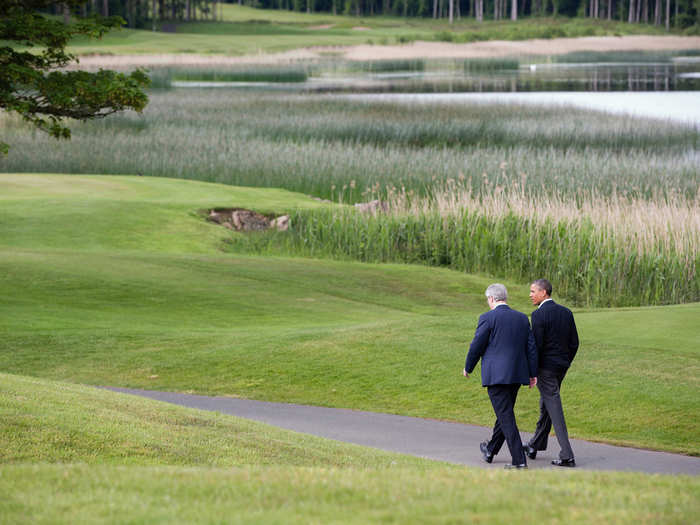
[104,387,700,475]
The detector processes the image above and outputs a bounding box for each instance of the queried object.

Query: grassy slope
[1,173,698,456]
[1,373,699,524]
[0,173,329,253]
[62,6,672,55]
[0,372,427,467]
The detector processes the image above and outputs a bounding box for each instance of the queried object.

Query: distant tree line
[51,0,699,29]
[51,0,223,30]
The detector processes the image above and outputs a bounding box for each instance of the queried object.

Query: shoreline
[74,35,700,67]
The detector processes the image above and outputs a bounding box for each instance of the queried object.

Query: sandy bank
[75,35,700,68]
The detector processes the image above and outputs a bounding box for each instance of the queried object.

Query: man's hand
[529,377,537,388]
[463,369,469,378]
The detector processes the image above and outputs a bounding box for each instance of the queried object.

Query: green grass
[3,464,699,524]
[0,173,698,456]
[1,373,699,523]
[0,173,330,253]
[55,7,679,56]
[1,172,699,522]
[0,372,427,467]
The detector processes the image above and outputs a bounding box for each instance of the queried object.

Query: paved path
[104,387,700,475]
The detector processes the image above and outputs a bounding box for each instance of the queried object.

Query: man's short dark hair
[532,279,552,296]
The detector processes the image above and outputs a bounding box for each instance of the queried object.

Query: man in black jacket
[523,278,579,467]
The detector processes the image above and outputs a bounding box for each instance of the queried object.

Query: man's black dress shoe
[524,445,537,460]
[552,458,576,467]
[480,441,494,464]
[504,463,528,470]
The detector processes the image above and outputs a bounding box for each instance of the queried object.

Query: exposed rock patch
[207,208,289,232]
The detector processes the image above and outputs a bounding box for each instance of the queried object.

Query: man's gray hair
[485,283,508,302]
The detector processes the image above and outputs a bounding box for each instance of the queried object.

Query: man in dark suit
[464,284,538,469]
[523,278,579,467]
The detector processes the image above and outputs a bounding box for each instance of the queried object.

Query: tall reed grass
[231,185,699,307]
[1,90,697,202]
[148,66,309,88]
[347,59,426,73]
[463,58,520,72]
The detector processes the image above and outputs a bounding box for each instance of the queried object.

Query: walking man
[524,278,579,467]
[464,283,538,469]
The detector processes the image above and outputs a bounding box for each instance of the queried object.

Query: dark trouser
[486,384,526,465]
[528,367,574,460]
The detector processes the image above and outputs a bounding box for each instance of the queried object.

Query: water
[169,59,700,93]
[310,62,700,93]
[169,58,700,124]
[340,91,700,126]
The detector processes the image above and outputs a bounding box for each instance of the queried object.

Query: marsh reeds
[235,185,699,307]
[148,66,309,88]
[347,60,426,73]
[3,90,696,199]
[463,58,520,72]
[2,90,697,306]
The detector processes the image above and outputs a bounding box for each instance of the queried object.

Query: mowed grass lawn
[1,173,698,458]
[2,173,699,522]
[3,374,699,524]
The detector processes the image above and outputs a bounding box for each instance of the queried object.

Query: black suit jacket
[465,304,538,386]
[531,299,579,372]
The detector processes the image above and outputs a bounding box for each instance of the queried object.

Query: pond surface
[340,91,700,126]
[170,57,700,124]
[173,59,700,93]
[311,61,700,93]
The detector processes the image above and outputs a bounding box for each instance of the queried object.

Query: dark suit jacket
[531,299,579,372]
[465,304,538,386]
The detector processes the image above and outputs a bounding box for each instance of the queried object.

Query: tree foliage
[0,0,150,154]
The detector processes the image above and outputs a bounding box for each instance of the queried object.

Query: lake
[170,56,700,125]
[340,91,700,126]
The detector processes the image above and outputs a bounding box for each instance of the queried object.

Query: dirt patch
[342,35,700,60]
[206,208,289,232]
[352,26,371,31]
[308,24,334,30]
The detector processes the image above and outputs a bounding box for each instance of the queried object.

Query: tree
[0,0,150,154]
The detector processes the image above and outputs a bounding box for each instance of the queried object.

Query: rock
[271,215,290,231]
[208,210,224,224]
[354,200,388,214]
[231,210,270,231]
[230,210,242,230]
[207,208,291,233]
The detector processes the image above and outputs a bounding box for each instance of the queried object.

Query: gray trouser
[528,367,574,460]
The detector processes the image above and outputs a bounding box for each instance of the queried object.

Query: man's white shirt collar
[538,298,553,309]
